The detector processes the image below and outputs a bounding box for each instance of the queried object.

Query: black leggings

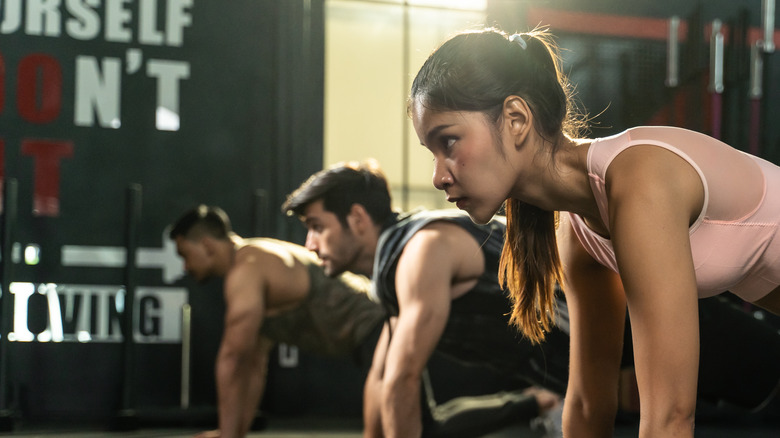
[698,295,780,410]
[623,295,780,410]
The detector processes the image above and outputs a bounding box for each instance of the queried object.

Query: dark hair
[409,28,577,343]
[282,159,394,227]
[169,205,232,241]
[409,28,583,139]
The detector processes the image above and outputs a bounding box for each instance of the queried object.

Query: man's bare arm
[240,336,274,432]
[363,323,391,438]
[381,223,480,437]
[214,259,267,438]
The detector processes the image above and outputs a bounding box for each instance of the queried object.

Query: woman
[408,28,780,437]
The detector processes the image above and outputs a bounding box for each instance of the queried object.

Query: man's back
[243,238,384,358]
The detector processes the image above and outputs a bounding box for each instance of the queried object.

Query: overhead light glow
[408,0,486,11]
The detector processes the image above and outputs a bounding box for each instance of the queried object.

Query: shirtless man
[170,205,383,438]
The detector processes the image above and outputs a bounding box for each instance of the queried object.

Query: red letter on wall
[21,140,74,216]
[17,54,62,123]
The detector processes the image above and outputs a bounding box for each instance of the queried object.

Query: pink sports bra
[567,126,780,302]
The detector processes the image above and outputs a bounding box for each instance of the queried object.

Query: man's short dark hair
[169,205,233,241]
[283,159,393,226]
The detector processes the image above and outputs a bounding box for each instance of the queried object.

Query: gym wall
[489,0,780,164]
[0,0,326,425]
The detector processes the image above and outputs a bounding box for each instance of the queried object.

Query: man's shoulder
[395,209,505,236]
[233,238,314,277]
[389,209,462,234]
[409,218,474,246]
[227,239,314,303]
[243,237,305,250]
[240,238,310,259]
[377,209,505,269]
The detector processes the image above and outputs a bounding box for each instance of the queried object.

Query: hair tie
[509,34,527,50]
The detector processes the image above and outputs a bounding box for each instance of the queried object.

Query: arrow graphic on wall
[61,230,184,284]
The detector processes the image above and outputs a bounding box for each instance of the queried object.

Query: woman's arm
[607,145,703,437]
[558,216,626,437]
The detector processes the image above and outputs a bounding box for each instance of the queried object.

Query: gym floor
[0,416,777,438]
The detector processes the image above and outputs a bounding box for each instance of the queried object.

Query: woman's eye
[444,137,457,149]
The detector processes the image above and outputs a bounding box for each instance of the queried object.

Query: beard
[320,234,364,278]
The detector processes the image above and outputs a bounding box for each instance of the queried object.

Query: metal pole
[114,184,142,430]
[727,9,751,151]
[666,16,680,88]
[180,304,191,410]
[763,0,776,53]
[665,16,681,126]
[0,179,18,430]
[749,41,764,156]
[761,0,776,163]
[709,19,725,139]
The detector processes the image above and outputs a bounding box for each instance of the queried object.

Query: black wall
[0,0,328,425]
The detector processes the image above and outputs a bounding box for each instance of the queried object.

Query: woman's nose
[432,160,452,190]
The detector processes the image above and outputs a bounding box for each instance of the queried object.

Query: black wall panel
[0,0,328,425]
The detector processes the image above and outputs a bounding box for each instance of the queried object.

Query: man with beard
[284,161,567,438]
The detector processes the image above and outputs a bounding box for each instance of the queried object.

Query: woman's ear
[502,95,533,147]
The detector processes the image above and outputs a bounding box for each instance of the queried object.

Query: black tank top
[371,209,506,316]
[371,210,571,393]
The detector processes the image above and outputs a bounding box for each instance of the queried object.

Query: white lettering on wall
[165,0,193,47]
[138,0,163,45]
[1,0,194,46]
[5,283,188,344]
[74,56,122,128]
[26,0,60,37]
[104,0,132,43]
[66,0,101,41]
[147,59,190,131]
[0,0,22,33]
